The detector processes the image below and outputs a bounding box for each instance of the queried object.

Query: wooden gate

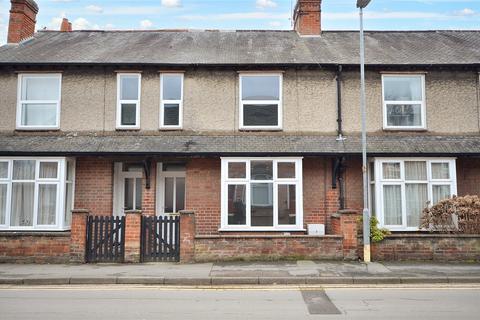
[141,215,180,262]
[86,216,125,263]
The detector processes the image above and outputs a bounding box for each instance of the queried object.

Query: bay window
[370,158,456,231]
[0,158,74,231]
[117,73,141,129]
[17,74,62,130]
[221,158,303,231]
[382,74,426,130]
[239,74,282,130]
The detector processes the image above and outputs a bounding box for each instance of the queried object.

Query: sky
[0,0,479,44]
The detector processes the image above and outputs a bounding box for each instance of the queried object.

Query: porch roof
[0,134,479,156]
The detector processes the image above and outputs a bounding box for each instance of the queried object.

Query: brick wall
[0,232,70,263]
[371,234,480,262]
[7,0,39,44]
[74,157,114,216]
[185,158,222,235]
[457,157,480,196]
[194,235,343,262]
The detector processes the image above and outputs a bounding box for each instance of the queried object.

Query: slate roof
[0,134,479,156]
[0,30,480,66]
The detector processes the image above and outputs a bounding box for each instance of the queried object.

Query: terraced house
[0,0,479,263]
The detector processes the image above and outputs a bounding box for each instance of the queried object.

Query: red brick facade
[457,157,480,196]
[74,157,114,216]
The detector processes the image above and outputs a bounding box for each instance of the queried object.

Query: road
[0,285,479,319]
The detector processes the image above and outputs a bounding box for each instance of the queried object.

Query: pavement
[1,261,480,285]
[1,286,480,319]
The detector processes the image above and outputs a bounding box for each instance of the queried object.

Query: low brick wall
[0,232,71,263]
[194,235,344,262]
[371,233,480,262]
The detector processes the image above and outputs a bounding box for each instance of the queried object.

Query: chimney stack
[293,0,322,36]
[7,0,39,44]
[60,18,72,32]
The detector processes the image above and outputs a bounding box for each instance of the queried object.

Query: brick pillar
[142,162,156,216]
[179,210,195,263]
[331,209,359,260]
[124,210,142,263]
[70,209,89,263]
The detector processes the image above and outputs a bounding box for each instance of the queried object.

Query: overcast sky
[0,0,479,44]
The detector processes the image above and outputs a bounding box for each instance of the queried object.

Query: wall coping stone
[195,234,343,239]
[179,210,195,216]
[0,231,71,237]
[125,210,142,215]
[384,233,480,239]
[72,209,89,214]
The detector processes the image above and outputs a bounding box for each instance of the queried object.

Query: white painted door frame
[113,162,143,217]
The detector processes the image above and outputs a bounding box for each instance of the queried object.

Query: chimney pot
[7,0,39,44]
[293,0,322,36]
[60,18,72,32]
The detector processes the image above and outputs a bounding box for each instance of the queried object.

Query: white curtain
[0,162,7,178]
[64,183,73,227]
[382,163,400,179]
[432,163,450,179]
[405,161,427,180]
[433,185,451,204]
[406,183,428,227]
[0,184,6,225]
[39,162,58,179]
[383,185,402,225]
[13,160,35,180]
[37,184,57,225]
[11,182,34,226]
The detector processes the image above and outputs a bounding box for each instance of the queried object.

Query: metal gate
[86,215,125,263]
[141,215,180,262]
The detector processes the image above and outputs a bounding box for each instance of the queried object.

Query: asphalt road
[0,286,479,320]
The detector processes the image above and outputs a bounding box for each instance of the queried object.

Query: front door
[113,162,143,216]
[156,163,186,216]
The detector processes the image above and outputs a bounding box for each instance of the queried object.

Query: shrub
[420,195,480,234]
[358,216,391,242]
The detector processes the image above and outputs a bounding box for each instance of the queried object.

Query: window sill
[219,227,306,232]
[0,230,71,237]
[239,128,283,132]
[15,127,60,132]
[116,127,141,131]
[382,127,427,132]
[159,127,183,131]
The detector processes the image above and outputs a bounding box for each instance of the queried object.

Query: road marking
[1,284,480,291]
[301,290,342,315]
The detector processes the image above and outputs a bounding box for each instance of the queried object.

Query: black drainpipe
[336,65,344,140]
[333,65,346,210]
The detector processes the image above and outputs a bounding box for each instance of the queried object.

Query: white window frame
[382,74,426,130]
[0,157,74,231]
[116,73,141,129]
[239,73,283,130]
[371,157,457,231]
[160,73,184,129]
[220,157,303,231]
[16,73,62,130]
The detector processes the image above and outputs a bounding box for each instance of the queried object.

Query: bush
[420,195,480,234]
[358,216,391,242]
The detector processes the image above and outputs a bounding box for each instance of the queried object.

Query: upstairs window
[17,74,62,130]
[382,74,426,130]
[160,73,184,129]
[117,73,141,129]
[239,74,282,130]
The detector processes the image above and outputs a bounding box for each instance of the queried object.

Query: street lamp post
[357,0,371,262]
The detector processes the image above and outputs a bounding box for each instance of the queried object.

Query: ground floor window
[221,158,303,231]
[0,157,75,230]
[369,158,457,231]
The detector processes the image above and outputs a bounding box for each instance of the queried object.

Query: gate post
[70,209,89,263]
[124,210,142,263]
[179,210,195,263]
